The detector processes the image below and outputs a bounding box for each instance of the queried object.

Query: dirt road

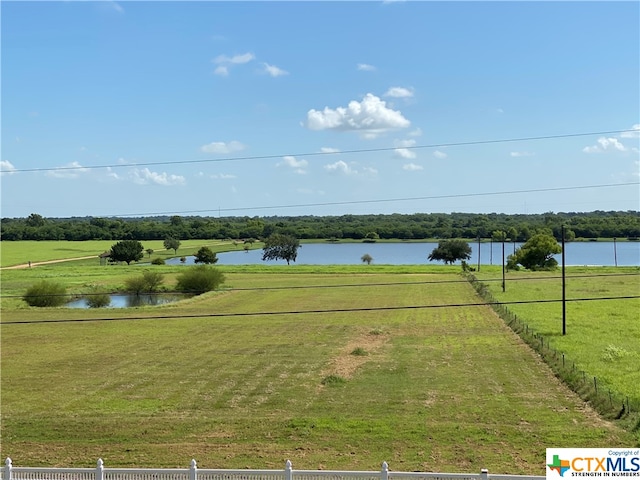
[0,256,98,270]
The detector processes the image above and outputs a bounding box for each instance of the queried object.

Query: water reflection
[67,293,181,309]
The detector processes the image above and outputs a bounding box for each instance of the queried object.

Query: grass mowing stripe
[3,295,638,325]
[1,270,636,471]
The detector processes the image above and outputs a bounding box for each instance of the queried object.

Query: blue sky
[1,1,639,219]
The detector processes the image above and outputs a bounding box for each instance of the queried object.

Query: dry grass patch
[320,328,389,382]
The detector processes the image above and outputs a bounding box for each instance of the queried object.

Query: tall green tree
[428,239,472,265]
[164,237,181,254]
[109,240,144,265]
[507,233,562,271]
[262,234,300,265]
[194,246,218,264]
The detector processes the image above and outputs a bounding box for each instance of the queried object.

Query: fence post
[190,459,197,480]
[381,462,389,480]
[4,458,12,480]
[96,459,104,480]
[480,469,489,480]
[285,460,292,480]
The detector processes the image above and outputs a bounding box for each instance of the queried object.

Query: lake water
[165,241,640,267]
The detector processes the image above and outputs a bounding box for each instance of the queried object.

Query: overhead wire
[3,295,639,325]
[103,182,640,217]
[2,272,639,299]
[2,128,636,175]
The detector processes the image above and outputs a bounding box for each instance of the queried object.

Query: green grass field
[1,253,637,472]
[471,267,640,429]
[0,239,248,268]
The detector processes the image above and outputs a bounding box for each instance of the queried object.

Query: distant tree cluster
[2,211,638,242]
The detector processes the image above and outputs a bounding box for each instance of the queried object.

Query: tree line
[1,211,638,242]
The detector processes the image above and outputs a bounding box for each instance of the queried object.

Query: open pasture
[0,265,636,472]
[473,266,640,410]
[0,239,244,268]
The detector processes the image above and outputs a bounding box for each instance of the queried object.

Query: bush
[23,281,68,307]
[125,271,164,295]
[151,257,165,265]
[175,265,226,295]
[86,290,111,308]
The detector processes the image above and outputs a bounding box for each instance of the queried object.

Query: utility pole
[614,237,618,267]
[502,237,506,292]
[477,236,481,272]
[562,225,566,336]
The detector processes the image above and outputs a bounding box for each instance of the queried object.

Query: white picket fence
[2,459,544,480]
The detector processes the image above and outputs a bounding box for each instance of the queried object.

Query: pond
[165,241,640,267]
[67,293,181,309]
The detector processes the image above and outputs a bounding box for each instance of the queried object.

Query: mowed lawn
[0,271,635,473]
[0,239,242,268]
[473,267,640,407]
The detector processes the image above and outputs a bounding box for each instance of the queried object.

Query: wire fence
[465,273,639,430]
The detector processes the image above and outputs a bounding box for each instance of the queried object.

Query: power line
[111,182,639,217]
[2,129,635,175]
[3,295,638,325]
[3,272,638,299]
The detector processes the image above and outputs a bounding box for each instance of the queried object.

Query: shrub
[23,281,68,307]
[141,271,164,292]
[151,257,165,265]
[175,265,225,295]
[125,271,164,295]
[86,290,111,308]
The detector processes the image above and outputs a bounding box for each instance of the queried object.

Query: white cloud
[408,128,423,137]
[320,147,340,153]
[403,163,423,171]
[324,160,354,175]
[214,65,229,77]
[200,140,246,154]
[393,139,417,159]
[0,160,17,176]
[324,160,376,176]
[620,124,640,139]
[384,87,414,98]
[214,52,255,65]
[357,63,376,71]
[130,168,186,186]
[105,167,120,180]
[297,188,326,195]
[47,161,89,179]
[213,52,255,76]
[262,63,288,77]
[395,139,416,148]
[96,1,124,14]
[306,93,410,138]
[510,151,535,157]
[210,173,237,179]
[395,149,416,159]
[583,137,628,154]
[278,155,308,174]
[433,150,447,159]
